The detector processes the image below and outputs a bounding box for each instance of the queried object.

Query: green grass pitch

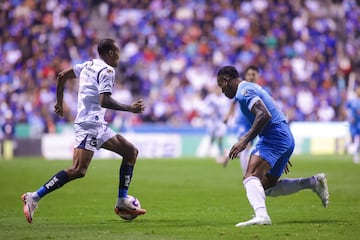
[0,155,359,240]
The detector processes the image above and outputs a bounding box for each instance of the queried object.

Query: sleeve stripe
[248,96,261,111]
[96,67,107,84]
[99,90,111,94]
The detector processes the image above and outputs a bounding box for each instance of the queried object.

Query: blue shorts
[349,124,360,138]
[251,122,295,177]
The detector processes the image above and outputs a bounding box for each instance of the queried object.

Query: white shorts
[74,122,117,151]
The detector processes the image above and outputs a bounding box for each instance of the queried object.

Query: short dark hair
[244,65,260,74]
[217,66,240,80]
[97,38,117,56]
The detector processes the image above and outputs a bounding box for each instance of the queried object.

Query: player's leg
[235,154,272,227]
[215,135,226,164]
[264,173,329,207]
[216,133,228,163]
[217,122,227,156]
[21,148,94,223]
[263,148,329,208]
[218,136,224,156]
[236,126,295,227]
[208,133,216,157]
[100,133,146,216]
[21,123,96,223]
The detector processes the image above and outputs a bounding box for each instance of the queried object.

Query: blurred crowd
[1,0,360,137]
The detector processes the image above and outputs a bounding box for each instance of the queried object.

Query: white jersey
[73,59,115,124]
[203,93,229,122]
[203,93,229,137]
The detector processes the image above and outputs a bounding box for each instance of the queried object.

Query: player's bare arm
[229,100,271,159]
[99,93,145,113]
[54,67,76,117]
[224,100,236,124]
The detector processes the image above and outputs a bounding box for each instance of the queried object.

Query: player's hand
[229,137,247,159]
[130,99,145,113]
[283,161,293,174]
[54,102,63,117]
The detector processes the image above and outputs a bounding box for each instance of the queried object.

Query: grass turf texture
[0,155,359,240]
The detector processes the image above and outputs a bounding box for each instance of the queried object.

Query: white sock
[117,197,127,206]
[243,176,269,218]
[30,192,40,202]
[265,177,316,197]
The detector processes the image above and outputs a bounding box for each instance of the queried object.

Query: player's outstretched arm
[54,67,76,117]
[100,93,145,113]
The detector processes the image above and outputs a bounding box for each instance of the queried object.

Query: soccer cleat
[114,206,147,217]
[235,216,272,227]
[114,198,146,217]
[313,173,329,208]
[21,192,38,224]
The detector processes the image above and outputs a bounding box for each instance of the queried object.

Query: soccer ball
[117,195,142,221]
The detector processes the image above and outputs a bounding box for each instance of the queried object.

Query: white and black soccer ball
[117,195,142,221]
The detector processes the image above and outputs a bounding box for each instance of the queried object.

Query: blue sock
[118,164,133,198]
[36,170,70,198]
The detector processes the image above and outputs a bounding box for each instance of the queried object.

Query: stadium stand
[1,0,359,138]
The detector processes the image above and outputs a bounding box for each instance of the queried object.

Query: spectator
[0,0,359,136]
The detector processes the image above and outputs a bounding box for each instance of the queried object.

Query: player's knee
[133,146,139,158]
[130,144,139,157]
[262,175,278,190]
[243,170,263,180]
[123,145,138,165]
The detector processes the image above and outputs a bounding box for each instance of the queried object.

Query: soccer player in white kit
[203,87,229,162]
[21,39,146,223]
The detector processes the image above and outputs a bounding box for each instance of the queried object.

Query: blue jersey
[234,81,287,135]
[346,98,360,136]
[235,81,294,177]
[235,111,251,138]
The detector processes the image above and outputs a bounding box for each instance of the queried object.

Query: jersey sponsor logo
[90,137,97,147]
[85,66,96,74]
[45,176,59,189]
[124,175,131,187]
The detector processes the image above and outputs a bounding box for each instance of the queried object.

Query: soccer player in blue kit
[21,39,146,223]
[346,86,360,164]
[217,66,329,227]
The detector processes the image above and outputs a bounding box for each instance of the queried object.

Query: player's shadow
[103,218,225,227]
